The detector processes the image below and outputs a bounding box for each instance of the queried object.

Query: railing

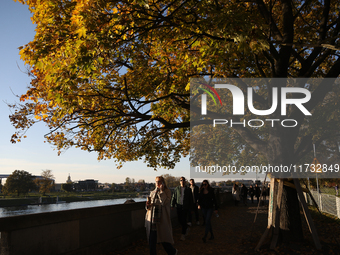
[306,190,340,218]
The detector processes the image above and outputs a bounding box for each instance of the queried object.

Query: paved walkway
[116,202,269,255]
[113,201,339,255]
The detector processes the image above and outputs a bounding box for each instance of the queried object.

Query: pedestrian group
[145,176,218,255]
[233,182,270,206]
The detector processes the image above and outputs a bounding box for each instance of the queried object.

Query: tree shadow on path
[117,203,269,255]
[115,201,340,255]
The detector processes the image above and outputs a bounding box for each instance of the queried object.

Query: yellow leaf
[185,82,190,91]
[77,27,87,38]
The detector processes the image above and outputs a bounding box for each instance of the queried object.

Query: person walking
[254,183,261,204]
[248,185,254,204]
[240,183,248,205]
[198,180,218,243]
[232,183,240,206]
[335,184,338,196]
[187,179,200,226]
[145,176,177,255]
[171,177,193,241]
[261,185,267,203]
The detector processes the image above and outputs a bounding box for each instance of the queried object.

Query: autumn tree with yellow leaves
[10,0,340,245]
[34,169,55,196]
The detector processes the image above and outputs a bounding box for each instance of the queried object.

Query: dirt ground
[113,201,340,255]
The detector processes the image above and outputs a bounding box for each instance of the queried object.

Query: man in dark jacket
[240,183,248,205]
[248,185,254,203]
[171,177,193,241]
[255,183,261,204]
[188,178,200,226]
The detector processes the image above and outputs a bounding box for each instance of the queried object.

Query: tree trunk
[265,127,304,244]
[279,181,303,242]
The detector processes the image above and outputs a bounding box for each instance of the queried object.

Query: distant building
[66,174,72,184]
[102,183,111,190]
[54,183,62,192]
[75,179,98,191]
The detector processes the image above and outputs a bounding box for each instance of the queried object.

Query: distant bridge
[0,174,51,179]
[0,175,11,184]
[0,175,54,184]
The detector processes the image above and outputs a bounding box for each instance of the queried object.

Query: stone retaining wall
[0,192,232,255]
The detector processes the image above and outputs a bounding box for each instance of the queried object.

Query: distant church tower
[66,174,72,184]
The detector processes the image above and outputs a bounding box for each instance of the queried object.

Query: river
[0,197,146,218]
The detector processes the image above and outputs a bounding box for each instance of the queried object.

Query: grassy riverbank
[0,191,140,207]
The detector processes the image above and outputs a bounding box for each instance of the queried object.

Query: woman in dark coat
[198,180,218,243]
[232,183,240,206]
[248,185,254,203]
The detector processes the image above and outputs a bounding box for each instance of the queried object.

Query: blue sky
[0,0,193,184]
[0,1,264,184]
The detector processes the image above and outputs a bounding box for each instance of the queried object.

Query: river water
[0,197,146,218]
